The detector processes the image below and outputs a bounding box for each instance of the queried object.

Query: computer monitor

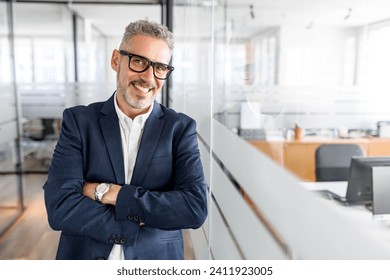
[372,165,390,220]
[345,156,390,206]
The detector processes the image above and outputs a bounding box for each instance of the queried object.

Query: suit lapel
[99,94,125,184]
[131,101,165,186]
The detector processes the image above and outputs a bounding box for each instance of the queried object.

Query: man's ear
[111,49,119,72]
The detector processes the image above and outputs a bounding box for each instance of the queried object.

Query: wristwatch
[94,183,111,203]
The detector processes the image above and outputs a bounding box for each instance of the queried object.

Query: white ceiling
[11,0,390,38]
[69,3,161,36]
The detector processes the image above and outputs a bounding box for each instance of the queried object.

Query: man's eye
[155,64,168,72]
[134,59,145,65]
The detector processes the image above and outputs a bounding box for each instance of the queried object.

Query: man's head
[111,20,174,118]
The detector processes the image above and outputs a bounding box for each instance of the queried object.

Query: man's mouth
[133,82,152,93]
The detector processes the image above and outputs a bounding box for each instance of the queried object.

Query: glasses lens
[129,55,149,72]
[153,63,171,79]
[126,52,172,79]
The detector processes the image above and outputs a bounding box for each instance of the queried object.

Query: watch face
[96,183,108,193]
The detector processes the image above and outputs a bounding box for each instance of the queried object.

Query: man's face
[111,34,172,116]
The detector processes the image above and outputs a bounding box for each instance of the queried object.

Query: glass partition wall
[0,1,163,258]
[14,3,74,173]
[2,0,390,259]
[12,3,113,173]
[12,2,162,174]
[0,1,24,237]
[172,0,390,259]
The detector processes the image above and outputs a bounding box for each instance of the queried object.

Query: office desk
[249,137,390,181]
[301,181,347,197]
[301,181,390,248]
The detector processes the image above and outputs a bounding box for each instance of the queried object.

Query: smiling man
[43,20,208,260]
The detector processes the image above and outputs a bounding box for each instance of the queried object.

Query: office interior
[2,0,390,259]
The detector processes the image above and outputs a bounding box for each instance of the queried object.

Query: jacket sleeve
[114,118,208,230]
[43,108,139,246]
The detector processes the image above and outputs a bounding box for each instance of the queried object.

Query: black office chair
[315,143,365,182]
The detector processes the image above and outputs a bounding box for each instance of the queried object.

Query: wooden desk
[249,137,390,182]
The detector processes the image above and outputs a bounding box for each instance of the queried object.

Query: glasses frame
[119,50,174,80]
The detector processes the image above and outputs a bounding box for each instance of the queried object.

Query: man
[43,20,208,260]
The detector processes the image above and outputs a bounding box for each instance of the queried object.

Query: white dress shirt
[108,92,153,260]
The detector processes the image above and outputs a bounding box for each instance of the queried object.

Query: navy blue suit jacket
[43,94,207,260]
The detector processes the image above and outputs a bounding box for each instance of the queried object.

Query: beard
[123,89,144,109]
[116,72,155,110]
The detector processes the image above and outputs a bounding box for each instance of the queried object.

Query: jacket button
[139,217,145,222]
[108,237,115,243]
[120,238,127,244]
[127,215,133,220]
[114,237,121,244]
[133,216,139,221]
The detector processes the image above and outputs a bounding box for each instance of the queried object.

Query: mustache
[130,79,156,89]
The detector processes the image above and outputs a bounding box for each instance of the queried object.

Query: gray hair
[121,19,174,51]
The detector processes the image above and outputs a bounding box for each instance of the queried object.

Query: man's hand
[82,182,122,205]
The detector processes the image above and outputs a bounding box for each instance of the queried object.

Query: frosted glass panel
[172,0,390,260]
[209,201,242,260]
[212,157,287,259]
[188,227,209,260]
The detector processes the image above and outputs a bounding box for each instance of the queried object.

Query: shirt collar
[114,91,153,129]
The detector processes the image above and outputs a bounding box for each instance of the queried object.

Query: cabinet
[249,138,390,182]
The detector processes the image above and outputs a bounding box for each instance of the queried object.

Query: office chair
[315,143,365,182]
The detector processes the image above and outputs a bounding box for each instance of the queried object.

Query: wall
[0,1,24,237]
[171,0,390,259]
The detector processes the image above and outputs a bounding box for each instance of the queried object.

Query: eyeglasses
[119,50,174,80]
